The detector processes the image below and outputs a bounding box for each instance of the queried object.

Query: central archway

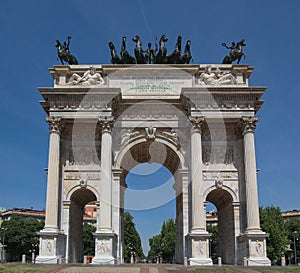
[115,137,187,263]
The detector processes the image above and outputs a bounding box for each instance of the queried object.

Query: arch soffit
[203,184,238,204]
[114,135,186,172]
[66,184,100,202]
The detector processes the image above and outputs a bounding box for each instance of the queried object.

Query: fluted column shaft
[241,117,261,232]
[44,117,63,230]
[190,117,206,232]
[99,117,114,230]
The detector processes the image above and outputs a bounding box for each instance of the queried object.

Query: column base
[186,232,212,266]
[237,233,271,266]
[35,230,66,264]
[92,231,117,265]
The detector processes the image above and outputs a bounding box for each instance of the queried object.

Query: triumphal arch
[36,63,271,266]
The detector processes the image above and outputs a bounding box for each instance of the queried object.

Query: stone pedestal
[35,231,66,264]
[237,233,271,266]
[92,231,117,265]
[187,233,212,266]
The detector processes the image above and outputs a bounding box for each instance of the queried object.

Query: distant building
[282,210,300,221]
[0,205,96,226]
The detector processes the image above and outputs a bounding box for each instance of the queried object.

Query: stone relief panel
[197,65,238,86]
[192,239,208,258]
[202,146,234,165]
[203,171,238,180]
[65,66,105,86]
[250,240,265,257]
[68,146,100,166]
[96,239,112,256]
[41,239,54,256]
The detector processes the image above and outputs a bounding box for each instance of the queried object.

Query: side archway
[68,188,97,263]
[205,187,236,264]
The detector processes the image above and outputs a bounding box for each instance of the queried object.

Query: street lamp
[1,227,7,263]
[293,231,298,265]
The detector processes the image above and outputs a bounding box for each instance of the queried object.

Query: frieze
[203,171,238,180]
[64,171,100,180]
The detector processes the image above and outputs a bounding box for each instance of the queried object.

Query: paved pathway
[55,264,264,273]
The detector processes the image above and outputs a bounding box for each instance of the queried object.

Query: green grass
[0,264,58,273]
[185,267,300,273]
[256,268,300,273]
[185,268,244,273]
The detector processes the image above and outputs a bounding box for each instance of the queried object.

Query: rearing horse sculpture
[154,34,168,64]
[222,39,246,64]
[120,36,136,64]
[132,35,146,64]
[55,36,78,65]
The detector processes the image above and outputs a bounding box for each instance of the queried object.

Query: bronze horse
[154,34,168,64]
[132,35,146,64]
[55,36,78,65]
[222,39,246,64]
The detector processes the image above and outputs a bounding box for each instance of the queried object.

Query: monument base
[92,230,117,265]
[35,229,66,264]
[237,232,271,266]
[187,232,213,266]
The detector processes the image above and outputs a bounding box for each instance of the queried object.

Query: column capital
[189,116,205,133]
[240,116,258,135]
[46,117,64,134]
[98,117,114,133]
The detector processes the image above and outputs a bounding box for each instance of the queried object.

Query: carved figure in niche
[198,65,238,85]
[145,126,156,140]
[67,66,104,85]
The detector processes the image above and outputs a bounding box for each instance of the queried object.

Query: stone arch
[66,183,100,203]
[114,135,186,173]
[68,187,97,263]
[205,187,236,264]
[114,136,187,263]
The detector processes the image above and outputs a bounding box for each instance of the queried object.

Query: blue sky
[1,0,300,254]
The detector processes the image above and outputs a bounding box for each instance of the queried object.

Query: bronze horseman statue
[222,39,246,64]
[55,36,78,65]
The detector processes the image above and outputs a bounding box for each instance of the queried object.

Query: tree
[82,223,96,256]
[0,215,44,261]
[207,225,218,261]
[123,212,144,261]
[285,217,300,264]
[259,206,288,263]
[148,218,176,263]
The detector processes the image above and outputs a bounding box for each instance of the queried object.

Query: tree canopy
[82,222,96,256]
[148,218,176,263]
[0,215,44,261]
[259,206,289,262]
[123,212,144,261]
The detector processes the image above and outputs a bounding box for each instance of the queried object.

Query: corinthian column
[189,116,206,232]
[44,117,63,231]
[98,117,114,230]
[241,116,261,232]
